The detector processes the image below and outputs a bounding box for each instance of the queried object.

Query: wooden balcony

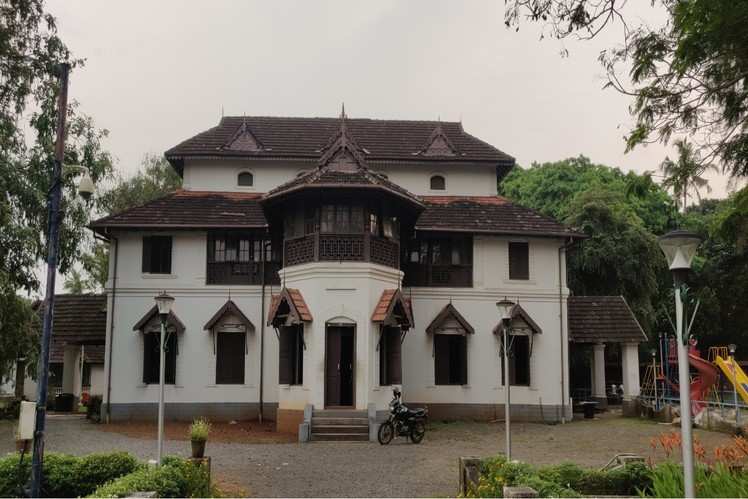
[206,261,281,285]
[284,233,400,269]
[402,263,473,287]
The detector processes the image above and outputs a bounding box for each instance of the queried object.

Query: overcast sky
[48,0,733,196]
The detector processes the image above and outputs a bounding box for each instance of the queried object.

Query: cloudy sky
[48,0,732,196]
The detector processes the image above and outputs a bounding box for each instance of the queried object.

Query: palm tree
[659,139,718,212]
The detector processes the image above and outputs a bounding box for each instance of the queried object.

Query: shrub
[189,418,211,441]
[86,395,103,422]
[649,461,748,498]
[91,456,210,498]
[0,451,140,498]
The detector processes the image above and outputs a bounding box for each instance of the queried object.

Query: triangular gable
[267,288,313,327]
[203,299,255,332]
[371,289,414,329]
[426,303,474,335]
[492,303,543,335]
[418,123,457,157]
[132,305,186,334]
[317,106,368,170]
[223,120,263,152]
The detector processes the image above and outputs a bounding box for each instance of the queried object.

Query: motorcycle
[377,388,427,444]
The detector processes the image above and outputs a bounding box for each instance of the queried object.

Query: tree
[659,139,717,212]
[64,155,182,292]
[505,0,748,178]
[0,0,112,381]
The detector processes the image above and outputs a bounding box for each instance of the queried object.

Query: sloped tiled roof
[267,288,313,326]
[417,196,583,238]
[425,303,475,335]
[371,289,414,328]
[568,296,647,343]
[165,116,514,167]
[90,190,267,233]
[36,294,107,346]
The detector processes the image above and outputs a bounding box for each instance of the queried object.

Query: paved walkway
[0,413,734,497]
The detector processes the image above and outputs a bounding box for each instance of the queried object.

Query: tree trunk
[14,359,25,399]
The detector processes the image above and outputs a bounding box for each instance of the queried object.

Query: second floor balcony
[284,232,400,269]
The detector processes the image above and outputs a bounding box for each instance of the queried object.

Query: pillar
[61,345,78,395]
[593,343,607,407]
[621,342,641,415]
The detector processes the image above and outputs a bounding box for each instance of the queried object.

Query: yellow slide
[715,356,748,405]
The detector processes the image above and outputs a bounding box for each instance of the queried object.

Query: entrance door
[325,325,355,407]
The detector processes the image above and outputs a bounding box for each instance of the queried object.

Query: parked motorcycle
[377,388,427,444]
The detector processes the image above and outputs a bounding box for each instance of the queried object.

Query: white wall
[181,158,498,197]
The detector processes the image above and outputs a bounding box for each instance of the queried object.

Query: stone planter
[191,439,206,458]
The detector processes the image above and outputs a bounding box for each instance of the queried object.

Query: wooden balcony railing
[284,233,400,269]
[402,263,473,287]
[206,261,281,285]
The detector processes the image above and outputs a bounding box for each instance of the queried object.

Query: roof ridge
[221,115,463,125]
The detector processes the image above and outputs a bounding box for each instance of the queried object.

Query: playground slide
[667,352,720,415]
[715,356,748,405]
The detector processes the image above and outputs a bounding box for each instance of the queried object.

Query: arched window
[237,171,254,187]
[430,175,446,190]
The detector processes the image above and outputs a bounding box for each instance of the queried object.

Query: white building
[90,111,643,439]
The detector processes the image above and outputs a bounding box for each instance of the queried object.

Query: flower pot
[191,439,206,458]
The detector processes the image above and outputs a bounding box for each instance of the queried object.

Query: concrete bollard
[459,456,481,496]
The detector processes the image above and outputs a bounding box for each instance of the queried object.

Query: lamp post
[658,229,701,498]
[154,292,174,465]
[496,299,514,461]
[651,349,658,411]
[729,344,739,427]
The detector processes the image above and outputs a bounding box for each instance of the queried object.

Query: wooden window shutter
[459,335,468,385]
[434,334,450,385]
[279,327,292,384]
[387,328,402,385]
[216,332,246,384]
[162,237,172,274]
[379,329,388,385]
[508,242,529,280]
[165,332,177,384]
[142,237,152,273]
[143,333,155,384]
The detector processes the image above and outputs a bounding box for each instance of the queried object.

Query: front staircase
[310,409,369,442]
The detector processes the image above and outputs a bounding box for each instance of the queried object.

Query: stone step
[311,417,368,426]
[311,424,368,434]
[311,432,369,442]
[313,409,367,418]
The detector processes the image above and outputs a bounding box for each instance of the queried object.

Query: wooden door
[325,327,343,406]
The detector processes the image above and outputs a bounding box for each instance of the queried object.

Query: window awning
[492,303,542,336]
[371,289,413,329]
[132,305,185,334]
[267,288,313,327]
[425,303,474,335]
[203,299,255,333]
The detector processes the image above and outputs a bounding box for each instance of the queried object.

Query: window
[430,175,446,190]
[379,327,402,385]
[508,241,529,280]
[279,325,303,385]
[142,236,172,274]
[403,235,473,287]
[320,204,364,233]
[238,171,253,186]
[434,334,467,385]
[502,335,531,386]
[207,233,279,285]
[216,332,246,384]
[82,363,92,387]
[143,331,177,384]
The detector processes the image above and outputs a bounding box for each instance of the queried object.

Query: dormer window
[430,175,446,191]
[238,171,254,187]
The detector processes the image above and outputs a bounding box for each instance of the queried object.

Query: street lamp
[729,344,739,428]
[651,349,658,410]
[496,298,515,461]
[658,229,701,498]
[154,292,174,465]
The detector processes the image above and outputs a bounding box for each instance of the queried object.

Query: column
[62,345,78,395]
[621,342,641,415]
[593,343,607,406]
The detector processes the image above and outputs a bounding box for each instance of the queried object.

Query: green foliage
[0,451,139,497]
[659,139,717,212]
[0,290,40,386]
[467,456,651,498]
[505,0,748,178]
[91,456,211,498]
[648,461,748,498]
[189,417,211,441]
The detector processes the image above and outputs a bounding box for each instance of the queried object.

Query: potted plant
[189,418,211,458]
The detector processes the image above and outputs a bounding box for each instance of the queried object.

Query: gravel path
[0,412,734,497]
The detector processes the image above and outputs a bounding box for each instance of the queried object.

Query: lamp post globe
[155,292,174,319]
[658,229,701,498]
[496,298,515,326]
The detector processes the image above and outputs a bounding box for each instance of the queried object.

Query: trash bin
[55,393,75,412]
[581,401,598,419]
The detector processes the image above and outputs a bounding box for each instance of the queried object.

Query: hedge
[0,451,139,498]
[91,456,211,498]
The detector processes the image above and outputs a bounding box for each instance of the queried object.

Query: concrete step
[311,424,368,434]
[311,417,368,426]
[311,432,369,442]
[313,409,367,418]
